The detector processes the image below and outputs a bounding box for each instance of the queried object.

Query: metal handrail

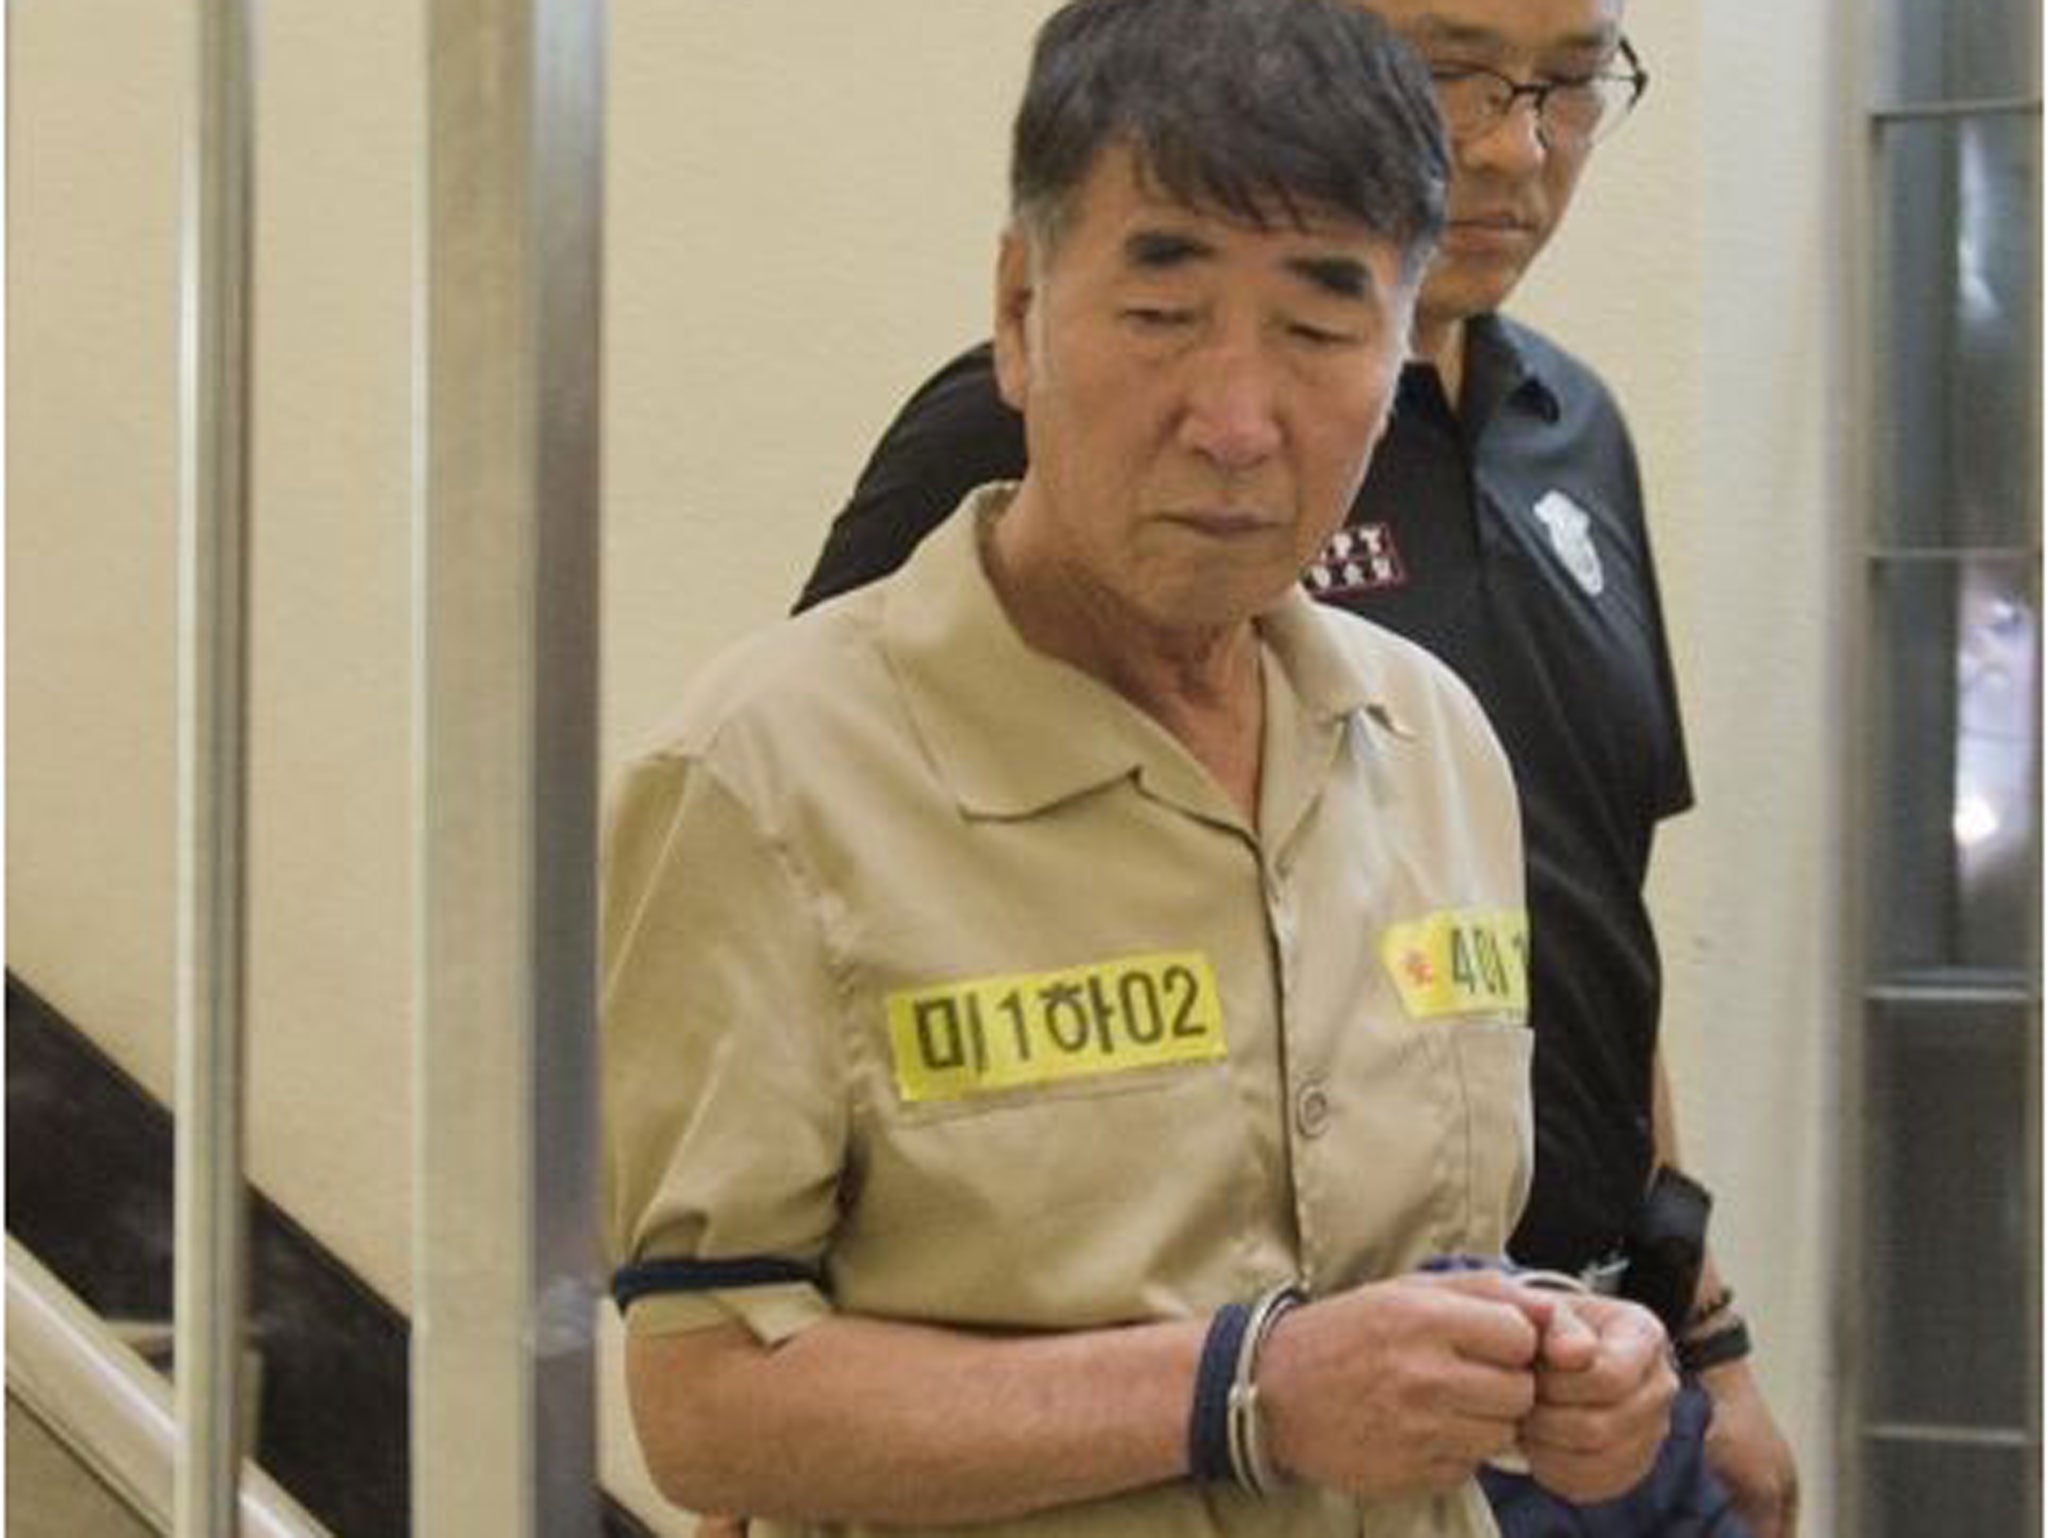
[175,0,256,1531]
[413,1,604,1533]
[4,1238,329,1538]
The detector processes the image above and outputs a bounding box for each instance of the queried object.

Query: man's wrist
[1188,1283,1304,1495]
[1685,1283,1736,1335]
[1677,1314,1753,1374]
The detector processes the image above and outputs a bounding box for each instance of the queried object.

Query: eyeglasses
[1428,37,1649,149]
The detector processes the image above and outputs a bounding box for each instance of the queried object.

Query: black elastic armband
[1188,1303,1252,1483]
[610,1256,821,1312]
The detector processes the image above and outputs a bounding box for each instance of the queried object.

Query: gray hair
[1010,0,1448,277]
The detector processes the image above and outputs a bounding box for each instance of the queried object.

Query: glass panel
[1883,0,2043,105]
[1863,1001,2034,1430]
[1863,1436,2037,1538]
[1875,113,2042,550]
[1869,558,2041,978]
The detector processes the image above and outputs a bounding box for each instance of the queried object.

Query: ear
[992,228,1037,412]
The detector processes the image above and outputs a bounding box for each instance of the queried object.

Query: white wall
[10,0,424,1310]
[9,4,1841,1534]
[605,4,1061,766]
[10,0,187,1169]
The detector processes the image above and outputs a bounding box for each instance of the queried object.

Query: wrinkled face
[994,147,1415,632]
[1372,0,1627,324]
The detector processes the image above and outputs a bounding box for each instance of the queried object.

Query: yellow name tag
[1380,909,1529,1020]
[885,952,1226,1105]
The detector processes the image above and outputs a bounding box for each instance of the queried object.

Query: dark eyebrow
[1287,254,1373,301]
[1410,17,1502,50]
[1124,229,1215,269]
[1123,227,1373,301]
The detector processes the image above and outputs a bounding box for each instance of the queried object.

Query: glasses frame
[1430,36,1651,148]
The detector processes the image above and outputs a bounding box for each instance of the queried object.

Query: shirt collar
[881,485,1387,820]
[882,487,1153,818]
[1461,313,1563,427]
[1398,313,1562,429]
[1257,584,1379,723]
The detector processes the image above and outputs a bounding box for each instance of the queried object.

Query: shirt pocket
[835,1052,1259,1330]
[829,946,1274,1327]
[1447,1015,1534,1253]
[868,949,1232,1123]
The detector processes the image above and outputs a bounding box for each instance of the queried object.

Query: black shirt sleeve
[793,342,1027,614]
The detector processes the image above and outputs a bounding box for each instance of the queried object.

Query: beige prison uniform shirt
[604,488,1532,1538]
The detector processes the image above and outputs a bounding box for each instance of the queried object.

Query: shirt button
[1294,1081,1331,1140]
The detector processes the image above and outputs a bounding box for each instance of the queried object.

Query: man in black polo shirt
[793,2,1799,1535]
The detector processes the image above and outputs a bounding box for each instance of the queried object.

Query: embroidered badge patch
[1531,490,1606,596]
[1380,909,1529,1020]
[1304,523,1407,597]
[885,952,1226,1105]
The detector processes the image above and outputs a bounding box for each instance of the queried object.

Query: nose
[1459,95,1547,176]
[1177,341,1284,472]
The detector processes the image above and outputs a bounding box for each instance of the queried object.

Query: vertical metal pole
[174,0,255,1532]
[415,0,603,1532]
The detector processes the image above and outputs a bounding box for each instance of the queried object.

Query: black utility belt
[1613,1165,1713,1338]
[1541,1167,1714,1335]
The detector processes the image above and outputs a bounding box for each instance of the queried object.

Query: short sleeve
[600,750,849,1342]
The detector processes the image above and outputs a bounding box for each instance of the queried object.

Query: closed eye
[1428,60,1494,84]
[1287,320,1357,348]
[1124,306,1195,331]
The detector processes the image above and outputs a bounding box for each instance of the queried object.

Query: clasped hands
[1256,1267,1677,1504]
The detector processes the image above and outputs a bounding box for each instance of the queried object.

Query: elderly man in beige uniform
[602,0,1675,1533]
